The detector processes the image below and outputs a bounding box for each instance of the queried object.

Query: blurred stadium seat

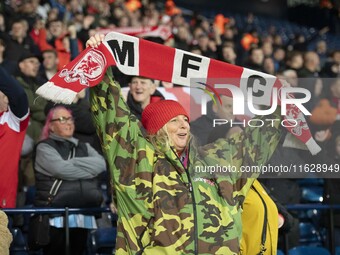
[299,222,323,246]
[277,249,285,255]
[89,227,117,255]
[9,227,28,254]
[288,246,330,255]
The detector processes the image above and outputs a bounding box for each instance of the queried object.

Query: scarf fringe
[305,138,322,155]
[36,82,77,104]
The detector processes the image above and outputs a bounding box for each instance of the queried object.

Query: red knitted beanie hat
[142,100,189,134]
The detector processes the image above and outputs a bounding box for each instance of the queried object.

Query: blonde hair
[147,126,172,155]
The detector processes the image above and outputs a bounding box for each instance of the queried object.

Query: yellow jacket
[240,180,279,255]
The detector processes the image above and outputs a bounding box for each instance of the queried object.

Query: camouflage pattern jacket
[90,69,282,255]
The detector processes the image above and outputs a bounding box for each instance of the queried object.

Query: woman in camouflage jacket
[88,35,282,255]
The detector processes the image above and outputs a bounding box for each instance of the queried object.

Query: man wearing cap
[16,52,47,191]
[16,52,47,142]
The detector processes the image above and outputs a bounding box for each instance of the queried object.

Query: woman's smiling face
[165,114,190,154]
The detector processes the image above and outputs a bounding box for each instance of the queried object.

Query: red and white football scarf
[36,32,321,155]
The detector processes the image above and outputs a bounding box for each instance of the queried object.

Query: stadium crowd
[0,0,340,254]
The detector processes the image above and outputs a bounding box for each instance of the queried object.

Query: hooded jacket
[90,69,282,255]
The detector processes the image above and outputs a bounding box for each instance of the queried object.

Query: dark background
[175,0,339,31]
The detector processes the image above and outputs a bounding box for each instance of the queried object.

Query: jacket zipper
[184,165,198,255]
[171,147,198,255]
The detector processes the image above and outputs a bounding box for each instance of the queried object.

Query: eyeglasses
[50,116,74,124]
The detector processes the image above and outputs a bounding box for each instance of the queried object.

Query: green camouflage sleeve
[90,68,155,254]
[196,112,282,200]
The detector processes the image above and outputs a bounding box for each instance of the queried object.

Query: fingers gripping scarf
[36,32,321,155]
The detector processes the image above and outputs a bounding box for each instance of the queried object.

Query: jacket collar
[49,133,79,146]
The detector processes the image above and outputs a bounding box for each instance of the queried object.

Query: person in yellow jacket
[240,180,283,255]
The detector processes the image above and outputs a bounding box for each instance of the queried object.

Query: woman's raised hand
[85,34,105,48]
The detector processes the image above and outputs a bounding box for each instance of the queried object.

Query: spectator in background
[244,46,265,72]
[37,19,83,71]
[127,76,164,120]
[196,33,218,59]
[16,51,47,195]
[282,69,299,87]
[298,51,323,111]
[262,41,273,58]
[16,52,46,142]
[272,47,286,72]
[299,51,322,78]
[247,178,297,253]
[173,25,191,51]
[219,44,237,64]
[220,26,236,45]
[321,50,340,78]
[189,45,202,55]
[273,34,284,48]
[263,56,276,75]
[241,179,282,255]
[15,0,42,30]
[33,106,106,255]
[0,66,29,209]
[315,40,329,68]
[38,49,59,84]
[329,78,340,117]
[286,51,304,72]
[44,90,103,154]
[48,0,68,20]
[0,18,40,63]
